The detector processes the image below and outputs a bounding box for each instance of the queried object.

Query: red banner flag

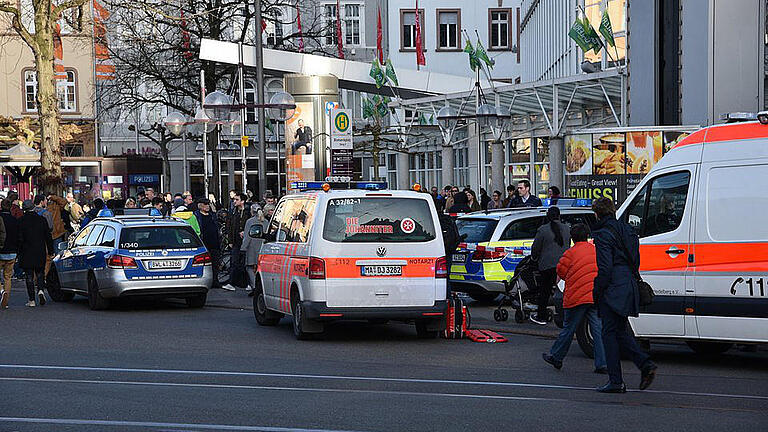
[376,5,383,64]
[414,0,425,66]
[93,1,115,80]
[53,22,67,80]
[297,2,305,53]
[335,0,344,59]
[180,10,194,60]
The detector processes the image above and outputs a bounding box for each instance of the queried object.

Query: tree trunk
[34,32,63,194]
[160,139,171,193]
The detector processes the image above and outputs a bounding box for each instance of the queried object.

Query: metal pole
[276,122,282,194]
[201,68,209,198]
[182,133,188,192]
[475,67,481,190]
[255,0,268,198]
[238,42,248,194]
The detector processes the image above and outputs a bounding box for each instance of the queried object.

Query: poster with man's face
[285,102,316,189]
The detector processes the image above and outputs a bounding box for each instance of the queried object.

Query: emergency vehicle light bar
[541,198,592,207]
[290,181,388,191]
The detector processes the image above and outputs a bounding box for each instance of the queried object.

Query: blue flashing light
[541,198,592,208]
[290,181,388,191]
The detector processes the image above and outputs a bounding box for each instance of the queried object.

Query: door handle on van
[664,247,685,256]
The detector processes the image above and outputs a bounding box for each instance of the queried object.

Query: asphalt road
[1,284,767,432]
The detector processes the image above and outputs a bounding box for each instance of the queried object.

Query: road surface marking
[0,363,766,401]
[0,417,368,432]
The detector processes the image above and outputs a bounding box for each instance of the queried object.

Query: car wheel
[686,341,734,355]
[87,273,109,311]
[186,293,207,308]
[415,320,439,339]
[253,280,281,326]
[576,318,595,359]
[47,269,74,302]
[468,291,499,303]
[291,288,314,340]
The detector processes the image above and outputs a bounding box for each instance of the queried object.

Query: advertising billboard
[285,102,317,190]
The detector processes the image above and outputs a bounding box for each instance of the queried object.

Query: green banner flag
[475,40,495,69]
[582,15,604,54]
[599,9,615,47]
[369,59,385,88]
[568,17,591,52]
[418,112,428,126]
[385,59,399,86]
[362,98,375,119]
[265,117,275,135]
[463,39,479,71]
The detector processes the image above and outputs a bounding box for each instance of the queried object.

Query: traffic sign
[241,136,249,147]
[330,109,353,150]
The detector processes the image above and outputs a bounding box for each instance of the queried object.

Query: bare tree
[0,0,90,194]
[97,0,330,197]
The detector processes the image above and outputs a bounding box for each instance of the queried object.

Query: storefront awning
[394,68,627,137]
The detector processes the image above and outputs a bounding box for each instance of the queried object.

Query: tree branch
[0,3,35,50]
[52,0,89,20]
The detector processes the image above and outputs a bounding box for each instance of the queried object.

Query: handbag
[606,225,655,306]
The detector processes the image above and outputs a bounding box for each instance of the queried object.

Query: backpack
[442,294,470,339]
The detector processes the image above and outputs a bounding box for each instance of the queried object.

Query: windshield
[455,219,499,244]
[119,226,202,250]
[323,197,436,243]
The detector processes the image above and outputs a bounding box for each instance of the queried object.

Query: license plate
[147,259,183,270]
[452,253,467,263]
[361,265,402,276]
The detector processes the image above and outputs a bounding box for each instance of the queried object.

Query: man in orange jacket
[542,223,607,373]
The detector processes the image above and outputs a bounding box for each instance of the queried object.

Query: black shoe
[594,367,608,374]
[530,313,548,325]
[639,362,658,390]
[542,353,562,370]
[247,290,255,297]
[596,382,627,393]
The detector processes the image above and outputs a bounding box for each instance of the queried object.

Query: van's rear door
[320,195,442,307]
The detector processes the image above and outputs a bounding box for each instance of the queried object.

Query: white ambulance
[579,115,768,356]
[250,181,448,339]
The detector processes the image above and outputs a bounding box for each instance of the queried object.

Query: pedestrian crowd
[428,181,563,215]
[0,186,281,310]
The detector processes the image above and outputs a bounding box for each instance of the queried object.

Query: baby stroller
[493,256,544,323]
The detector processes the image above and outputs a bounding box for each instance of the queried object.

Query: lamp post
[164,112,190,192]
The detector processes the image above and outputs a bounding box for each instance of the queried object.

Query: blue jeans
[599,301,651,384]
[549,304,606,370]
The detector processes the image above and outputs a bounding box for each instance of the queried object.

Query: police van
[578,114,768,356]
[250,180,448,339]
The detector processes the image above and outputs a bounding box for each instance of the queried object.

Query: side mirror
[57,242,69,253]
[264,231,276,243]
[248,224,264,239]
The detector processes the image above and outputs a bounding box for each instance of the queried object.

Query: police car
[450,200,596,302]
[250,179,447,340]
[48,216,213,310]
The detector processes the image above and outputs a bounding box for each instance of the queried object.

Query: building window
[489,9,511,50]
[265,9,284,46]
[583,0,627,67]
[400,9,425,51]
[245,81,256,123]
[437,10,460,50]
[387,153,397,187]
[407,151,441,188]
[24,69,77,112]
[453,147,469,188]
[24,70,37,111]
[344,4,361,46]
[57,71,77,112]
[323,3,339,46]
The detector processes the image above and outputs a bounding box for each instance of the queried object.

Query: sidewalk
[205,288,560,338]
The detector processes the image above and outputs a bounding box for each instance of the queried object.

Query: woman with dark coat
[530,206,571,324]
[19,200,54,307]
[448,190,471,214]
[591,197,657,393]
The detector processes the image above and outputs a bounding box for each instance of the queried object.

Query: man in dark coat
[19,200,53,307]
[591,197,657,393]
[195,199,221,289]
[292,119,313,154]
[508,180,543,208]
[0,199,18,309]
[223,193,250,291]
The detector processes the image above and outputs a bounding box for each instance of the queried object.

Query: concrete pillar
[549,137,564,192]
[396,151,409,190]
[491,140,505,195]
[441,146,454,187]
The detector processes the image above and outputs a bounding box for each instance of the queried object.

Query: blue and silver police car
[48,216,213,310]
[450,200,595,302]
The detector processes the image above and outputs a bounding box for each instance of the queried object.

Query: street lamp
[164,112,187,137]
[203,91,234,124]
[269,91,296,121]
[490,105,511,142]
[437,105,458,131]
[476,103,497,128]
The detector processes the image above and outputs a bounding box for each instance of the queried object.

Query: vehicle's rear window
[456,219,499,243]
[323,197,436,243]
[119,226,202,250]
